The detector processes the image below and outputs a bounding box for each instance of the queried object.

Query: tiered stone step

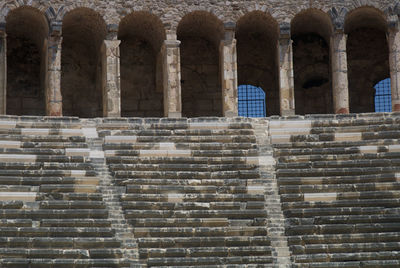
[0,117,130,267]
[102,118,273,266]
[271,113,400,267]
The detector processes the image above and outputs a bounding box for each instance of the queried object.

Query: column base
[281,110,295,116]
[393,103,400,112]
[224,111,237,118]
[336,107,349,114]
[167,112,182,118]
[47,102,62,117]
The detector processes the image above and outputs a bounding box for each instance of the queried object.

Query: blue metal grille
[374,78,392,112]
[238,85,266,117]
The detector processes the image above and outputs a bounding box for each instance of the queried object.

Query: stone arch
[291,8,333,115]
[177,11,224,117]
[345,6,390,113]
[236,11,279,116]
[6,6,48,115]
[118,11,166,117]
[61,7,107,118]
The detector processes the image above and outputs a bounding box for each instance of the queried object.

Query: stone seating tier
[0,114,398,267]
[271,113,400,267]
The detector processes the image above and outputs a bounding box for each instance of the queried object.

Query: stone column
[331,29,350,114]
[278,23,295,116]
[101,39,121,117]
[388,26,400,112]
[162,39,182,118]
[0,25,6,115]
[219,22,238,117]
[46,26,63,116]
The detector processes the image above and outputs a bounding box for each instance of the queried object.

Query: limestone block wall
[0,0,398,118]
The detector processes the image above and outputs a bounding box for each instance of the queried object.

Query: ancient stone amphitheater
[0,0,399,267]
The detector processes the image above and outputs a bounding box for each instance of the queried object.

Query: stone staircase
[270,113,400,267]
[100,118,275,267]
[1,113,399,267]
[0,116,131,267]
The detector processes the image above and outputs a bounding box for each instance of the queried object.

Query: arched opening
[236,11,279,116]
[6,7,48,115]
[374,78,391,112]
[345,7,390,113]
[177,11,224,117]
[291,9,333,115]
[61,8,107,118]
[118,12,165,117]
[238,85,266,117]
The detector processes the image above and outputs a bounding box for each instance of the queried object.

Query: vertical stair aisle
[100,117,276,267]
[253,118,291,267]
[270,113,400,267]
[0,116,131,267]
[83,119,140,267]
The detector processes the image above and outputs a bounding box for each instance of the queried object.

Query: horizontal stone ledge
[247,186,265,194]
[271,135,291,144]
[270,128,311,136]
[159,142,175,150]
[0,154,36,162]
[139,150,191,157]
[246,156,275,166]
[105,136,137,143]
[82,128,98,139]
[19,128,83,136]
[304,192,337,202]
[0,141,21,148]
[70,170,91,178]
[269,120,312,129]
[334,132,362,141]
[89,150,104,159]
[389,144,400,152]
[0,192,36,202]
[0,121,16,129]
[189,122,229,130]
[59,129,84,136]
[65,148,90,157]
[359,145,378,153]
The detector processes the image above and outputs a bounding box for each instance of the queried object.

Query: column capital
[223,22,236,42]
[0,22,5,35]
[50,21,62,37]
[279,22,291,39]
[329,6,348,33]
[388,15,400,32]
[106,24,119,40]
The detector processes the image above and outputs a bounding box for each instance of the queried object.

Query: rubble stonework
[0,0,399,117]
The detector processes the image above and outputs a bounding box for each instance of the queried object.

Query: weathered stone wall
[181,37,222,117]
[0,0,398,117]
[1,0,393,29]
[120,38,163,117]
[236,11,279,116]
[7,36,45,115]
[60,8,106,118]
[347,28,390,113]
[293,34,332,115]
[5,6,48,116]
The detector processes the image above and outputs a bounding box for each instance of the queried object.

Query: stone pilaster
[219,22,238,117]
[0,25,6,115]
[46,23,63,116]
[162,39,182,118]
[278,23,295,116]
[101,39,121,117]
[331,30,350,114]
[388,25,400,112]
